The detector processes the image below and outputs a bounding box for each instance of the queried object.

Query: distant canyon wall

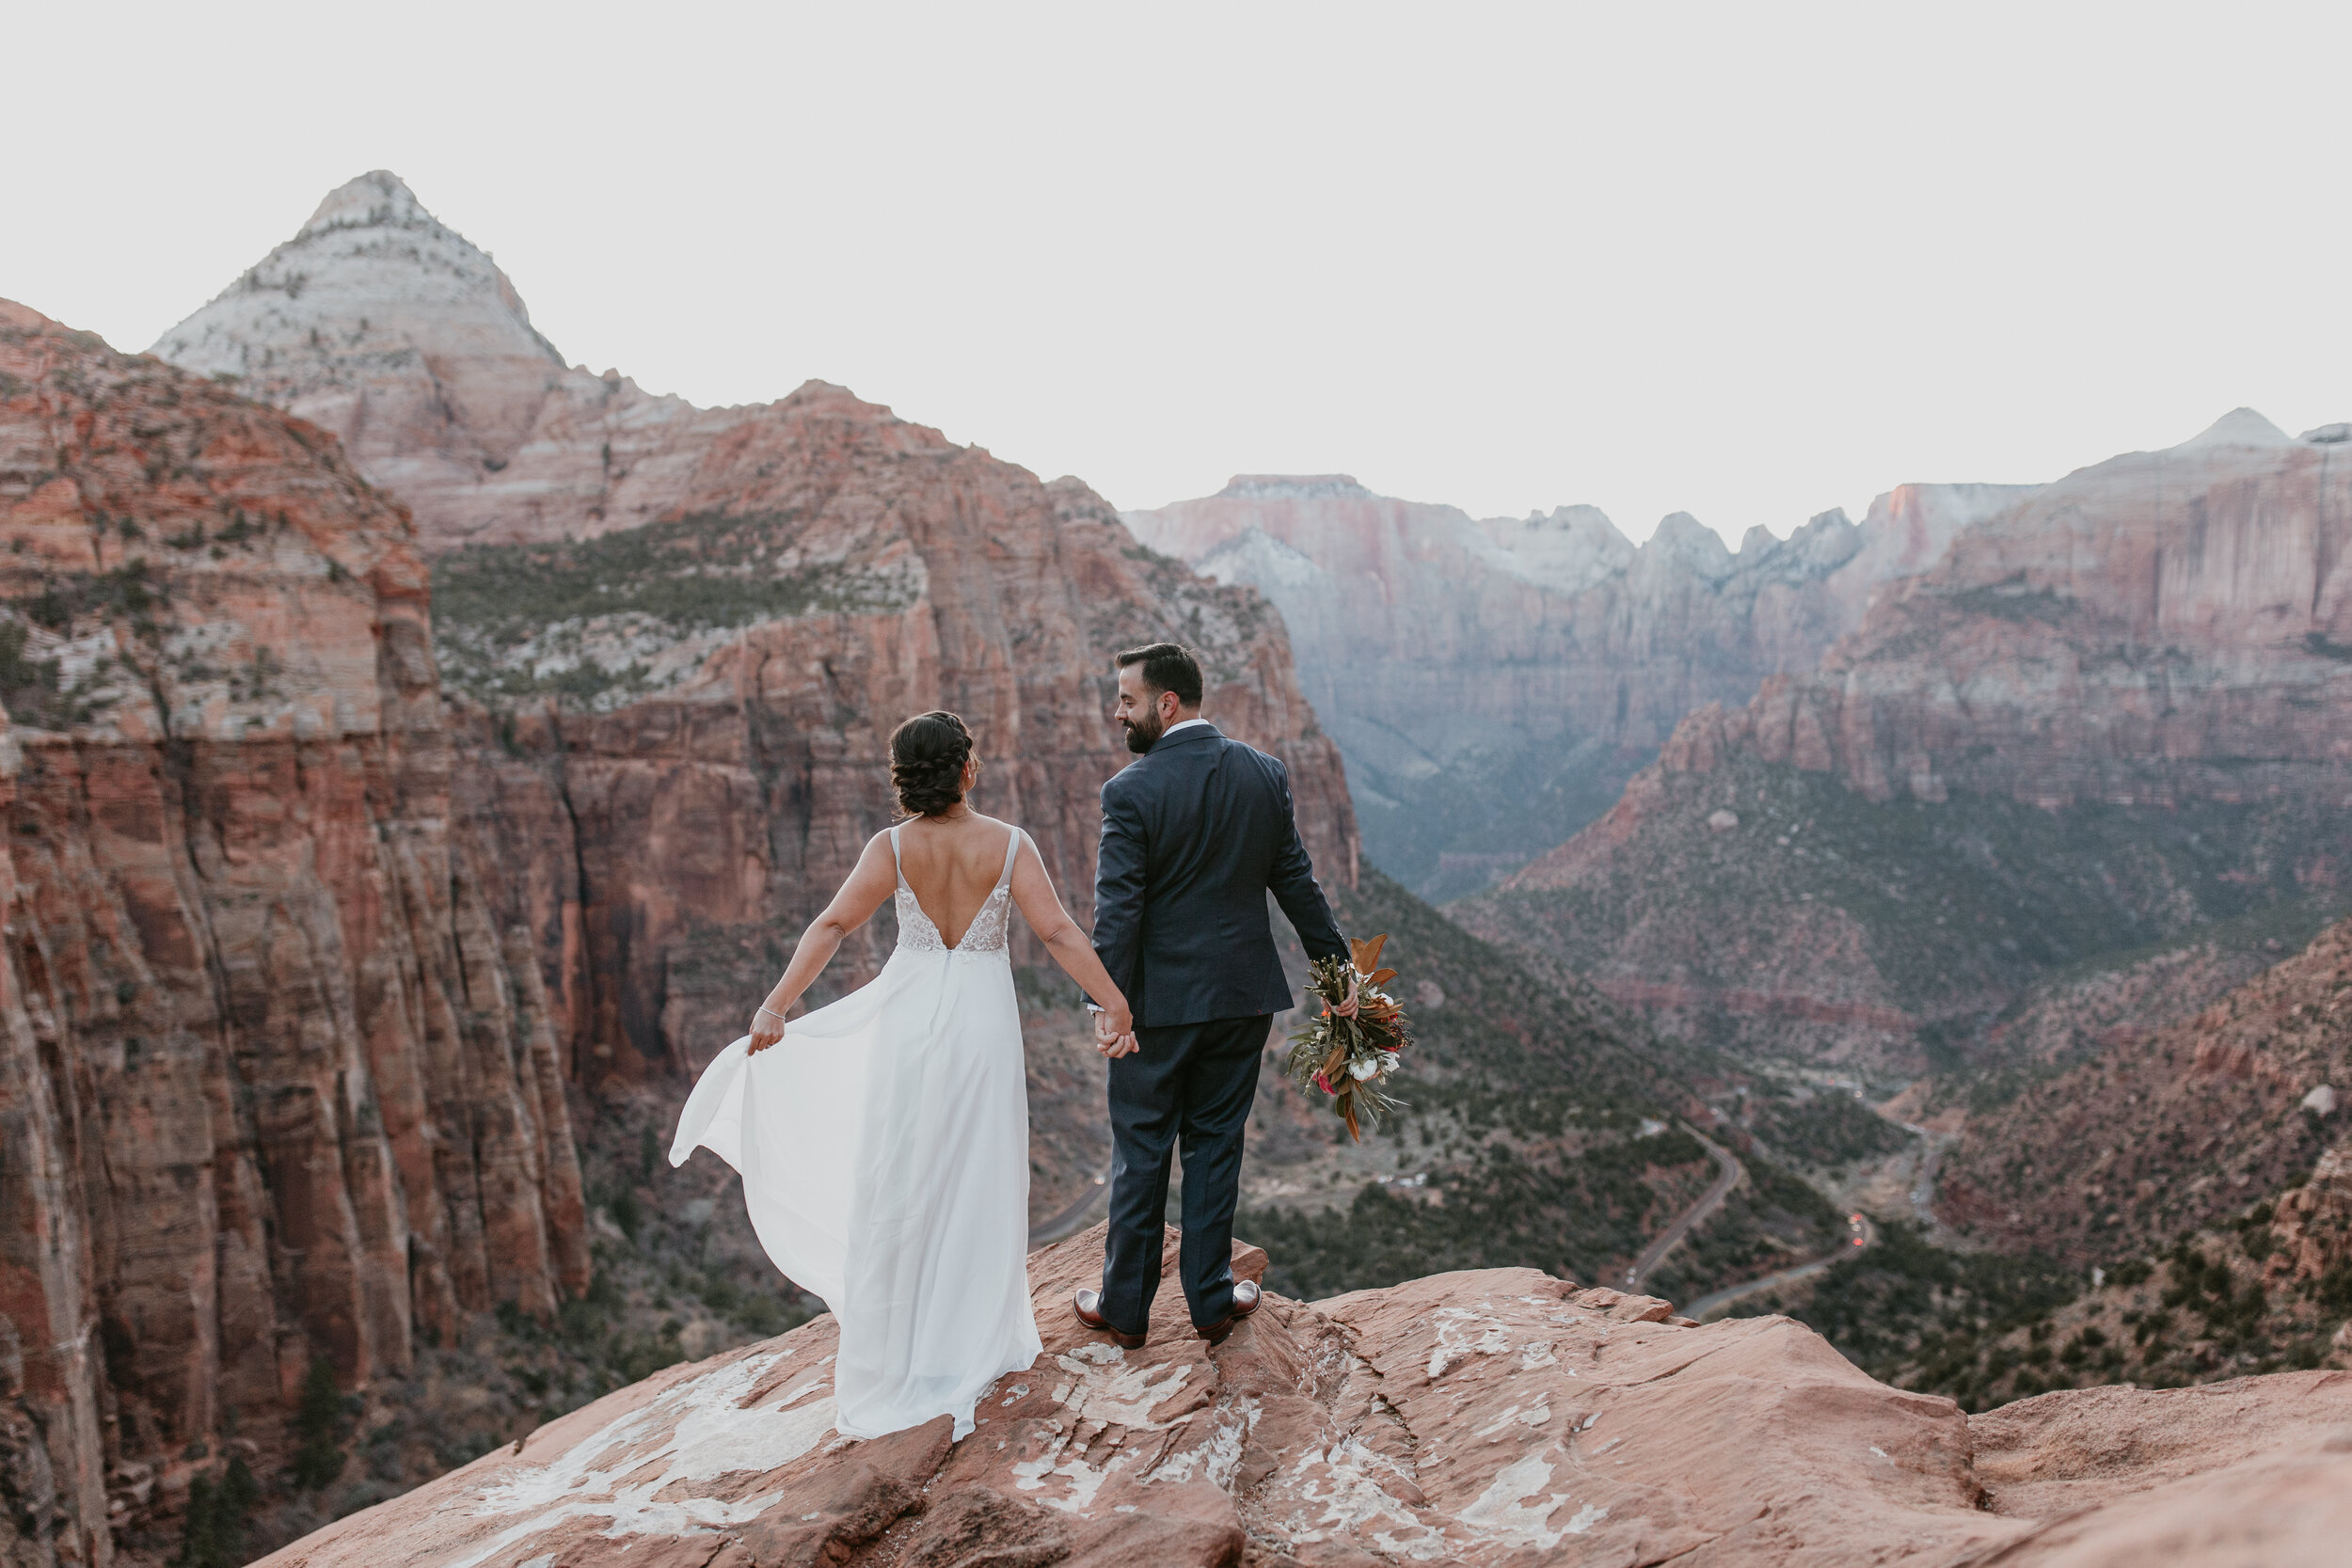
[1122,473,2031,895]
[1460,411,2352,1068]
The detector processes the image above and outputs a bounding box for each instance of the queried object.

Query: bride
[669,710,1136,1441]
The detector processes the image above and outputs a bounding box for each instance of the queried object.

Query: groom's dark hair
[1116,642,1203,707]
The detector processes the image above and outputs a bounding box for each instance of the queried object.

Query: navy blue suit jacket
[1091,723,1348,1029]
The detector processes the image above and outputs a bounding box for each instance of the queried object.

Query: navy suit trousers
[1098,1013,1274,1334]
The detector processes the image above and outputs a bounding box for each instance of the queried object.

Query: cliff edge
[257,1224,2352,1568]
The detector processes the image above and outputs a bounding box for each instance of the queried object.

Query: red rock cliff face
[152,175,1359,1094]
[1122,475,2031,895]
[0,303,586,1566]
[436,388,1357,1092]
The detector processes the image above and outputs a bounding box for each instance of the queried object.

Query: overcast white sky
[10,3,2350,544]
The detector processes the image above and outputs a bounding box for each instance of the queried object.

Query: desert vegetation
[430,508,920,705]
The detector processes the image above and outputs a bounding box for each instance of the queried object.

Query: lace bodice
[892,823,1021,958]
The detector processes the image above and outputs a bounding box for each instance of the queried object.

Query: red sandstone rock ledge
[257,1225,2352,1568]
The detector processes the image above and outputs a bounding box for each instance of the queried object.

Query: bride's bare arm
[748,832,898,1053]
[1008,834,1137,1054]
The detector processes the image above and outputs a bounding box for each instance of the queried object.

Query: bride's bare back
[743,798,1136,1055]
[895,812,1020,948]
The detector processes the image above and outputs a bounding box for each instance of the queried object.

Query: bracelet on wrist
[757,1005,787,1022]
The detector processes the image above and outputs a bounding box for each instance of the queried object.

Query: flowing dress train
[669,822,1041,1440]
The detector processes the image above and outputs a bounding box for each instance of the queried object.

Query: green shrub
[291,1357,346,1491]
[171,1457,259,1568]
[2319,1260,2352,1316]
[1753,1090,1908,1168]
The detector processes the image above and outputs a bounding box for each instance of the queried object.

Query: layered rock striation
[258,1223,2352,1568]
[0,304,587,1565]
[1461,412,2352,1067]
[1122,474,2032,895]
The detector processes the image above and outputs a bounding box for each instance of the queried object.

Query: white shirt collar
[1162,717,1213,737]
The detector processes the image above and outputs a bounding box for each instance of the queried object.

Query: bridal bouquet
[1284,934,1413,1141]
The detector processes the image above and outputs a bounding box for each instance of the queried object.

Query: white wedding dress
[669,822,1042,1440]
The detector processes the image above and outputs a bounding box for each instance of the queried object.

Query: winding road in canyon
[1029,1165,1115,1249]
[1677,1113,1940,1318]
[1626,1125,1745,1291]
[1679,1211,1877,1321]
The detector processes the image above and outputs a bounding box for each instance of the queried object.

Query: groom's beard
[1120,710,1165,754]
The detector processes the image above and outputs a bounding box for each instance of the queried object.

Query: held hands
[1092,1004,1139,1060]
[748,1003,788,1054]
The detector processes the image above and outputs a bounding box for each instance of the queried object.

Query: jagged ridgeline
[430,509,922,707]
[1122,477,2035,898]
[1246,867,1846,1300]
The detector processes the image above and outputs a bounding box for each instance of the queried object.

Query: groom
[1074,641,1350,1347]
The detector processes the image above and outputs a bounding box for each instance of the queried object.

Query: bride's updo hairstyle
[890,711,974,817]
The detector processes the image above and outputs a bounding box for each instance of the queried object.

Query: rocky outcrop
[1459,412,2352,1068]
[256,1224,2352,1567]
[0,303,585,1565]
[153,175,1359,1094]
[2270,1136,2352,1285]
[1122,475,2031,895]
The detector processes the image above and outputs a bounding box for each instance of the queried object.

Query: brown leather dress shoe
[1195,1278,1262,1345]
[1073,1288,1146,1349]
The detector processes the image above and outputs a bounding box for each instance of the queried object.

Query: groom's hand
[1092,1005,1139,1058]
